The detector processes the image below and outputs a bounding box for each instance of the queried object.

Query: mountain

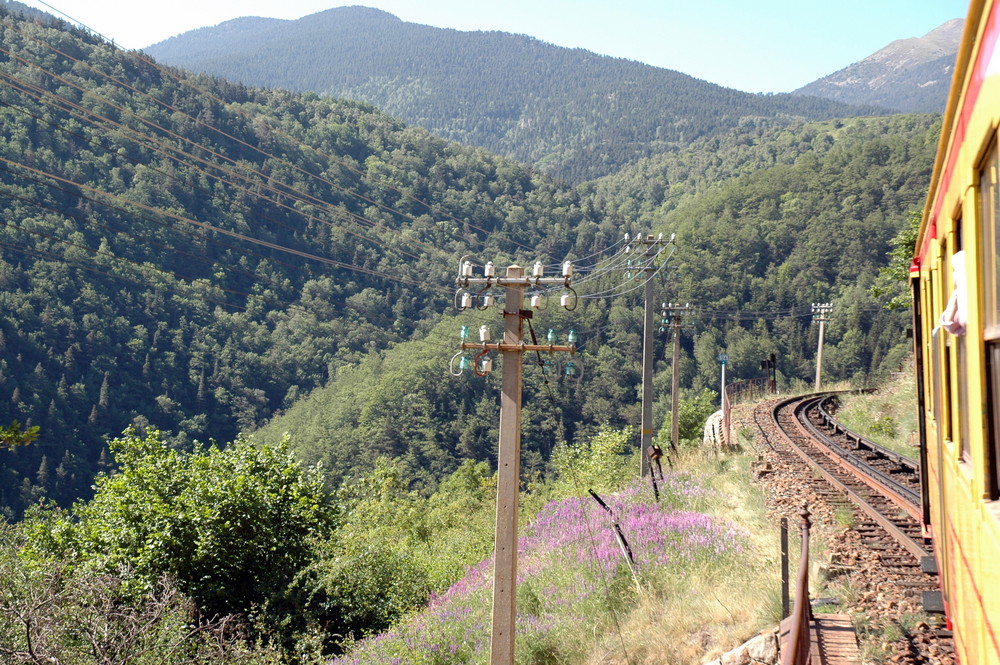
[144,6,886,183]
[0,3,937,518]
[793,19,963,113]
[0,4,620,517]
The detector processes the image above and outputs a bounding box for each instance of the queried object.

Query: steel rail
[771,396,929,562]
[797,402,922,518]
[815,395,920,473]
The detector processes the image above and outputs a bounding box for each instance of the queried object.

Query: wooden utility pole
[454,260,577,665]
[626,233,671,476]
[812,303,833,390]
[661,302,693,452]
[491,265,524,665]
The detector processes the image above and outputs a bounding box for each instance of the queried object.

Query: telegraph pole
[626,233,671,476]
[812,303,833,391]
[454,259,578,665]
[661,302,694,452]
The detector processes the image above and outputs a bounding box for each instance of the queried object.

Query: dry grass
[595,445,784,665]
[834,364,918,460]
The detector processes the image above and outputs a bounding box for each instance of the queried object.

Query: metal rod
[781,517,789,618]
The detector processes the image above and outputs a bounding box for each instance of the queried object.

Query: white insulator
[533,261,544,278]
[481,293,494,308]
[480,357,493,374]
[461,292,473,308]
[479,325,491,342]
[461,260,473,277]
[562,261,574,278]
[484,261,496,278]
[561,293,572,308]
[531,294,542,307]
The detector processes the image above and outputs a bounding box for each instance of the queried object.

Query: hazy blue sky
[20,0,970,93]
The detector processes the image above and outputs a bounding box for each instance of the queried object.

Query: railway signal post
[453,260,578,665]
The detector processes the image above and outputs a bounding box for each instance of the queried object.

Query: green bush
[29,428,336,630]
[0,523,280,665]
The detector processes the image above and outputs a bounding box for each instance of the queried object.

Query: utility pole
[661,302,694,452]
[625,232,672,476]
[812,303,833,391]
[454,259,578,665]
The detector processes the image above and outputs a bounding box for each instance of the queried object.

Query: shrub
[29,428,336,632]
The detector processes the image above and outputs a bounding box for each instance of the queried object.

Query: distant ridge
[793,19,963,113]
[146,6,886,183]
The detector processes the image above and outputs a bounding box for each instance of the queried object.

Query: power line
[0,154,443,290]
[1,8,537,255]
[0,51,425,265]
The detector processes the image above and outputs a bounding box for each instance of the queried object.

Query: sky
[15,0,971,93]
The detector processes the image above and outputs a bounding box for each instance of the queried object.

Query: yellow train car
[912,1,1000,662]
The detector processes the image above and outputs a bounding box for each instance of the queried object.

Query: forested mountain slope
[261,113,940,488]
[0,5,939,517]
[0,6,616,517]
[145,6,887,183]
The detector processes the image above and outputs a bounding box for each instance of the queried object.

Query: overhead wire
[575,245,675,300]
[0,48,428,265]
[0,154,445,290]
[0,89,430,284]
[0,221,311,313]
[0,8,537,255]
[0,239,245,314]
[0,172,294,295]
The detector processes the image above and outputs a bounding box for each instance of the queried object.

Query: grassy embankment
[334,430,787,665]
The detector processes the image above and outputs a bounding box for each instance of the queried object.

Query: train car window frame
[984,138,1000,336]
[946,228,972,463]
[980,135,1000,498]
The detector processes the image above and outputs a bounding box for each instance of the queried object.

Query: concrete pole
[640,258,655,476]
[490,265,524,665]
[814,317,826,391]
[669,314,681,452]
[812,303,832,391]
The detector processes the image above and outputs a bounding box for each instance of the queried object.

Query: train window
[958,330,970,462]
[983,139,1000,336]
[981,138,1000,497]
[949,234,971,462]
[988,344,1000,499]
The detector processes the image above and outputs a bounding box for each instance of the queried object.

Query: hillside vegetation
[0,4,941,664]
[263,113,937,485]
[146,6,887,183]
[0,6,617,516]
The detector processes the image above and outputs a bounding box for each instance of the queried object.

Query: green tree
[0,421,39,450]
[870,209,921,309]
[51,429,336,625]
[655,388,720,447]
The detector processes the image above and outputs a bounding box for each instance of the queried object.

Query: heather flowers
[332,473,748,664]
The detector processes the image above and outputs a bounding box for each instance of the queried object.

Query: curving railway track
[769,394,927,561]
[750,393,954,664]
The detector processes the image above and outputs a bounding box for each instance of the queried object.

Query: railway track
[775,394,928,561]
[750,394,954,664]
